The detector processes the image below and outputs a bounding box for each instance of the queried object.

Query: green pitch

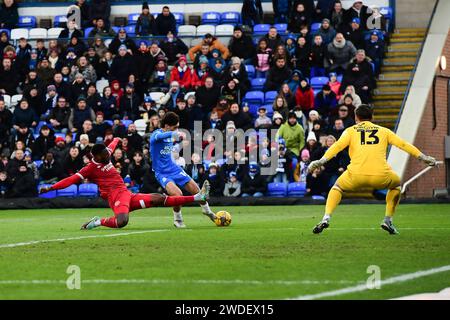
[0,204,449,300]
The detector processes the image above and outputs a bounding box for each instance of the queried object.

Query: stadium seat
[18,16,37,28]
[96,79,109,94]
[47,27,64,39]
[78,183,99,197]
[215,24,234,36]
[128,13,140,25]
[134,119,147,136]
[251,78,266,91]
[177,25,197,37]
[311,22,321,33]
[38,184,56,199]
[202,12,221,25]
[54,133,65,140]
[122,120,133,128]
[84,27,94,39]
[2,94,11,108]
[259,104,273,117]
[53,15,68,28]
[112,26,121,34]
[172,12,185,25]
[29,28,47,39]
[243,91,264,106]
[264,91,277,104]
[56,185,78,197]
[267,182,288,197]
[245,65,255,78]
[124,25,136,36]
[220,12,240,25]
[196,25,216,36]
[149,92,165,104]
[10,28,29,40]
[253,24,270,35]
[0,29,11,38]
[104,120,113,126]
[380,6,393,20]
[274,23,287,33]
[310,77,329,89]
[312,195,326,201]
[288,182,306,197]
[11,94,22,107]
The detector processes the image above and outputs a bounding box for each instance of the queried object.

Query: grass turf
[0,204,449,300]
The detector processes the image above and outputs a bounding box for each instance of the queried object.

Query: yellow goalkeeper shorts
[334,170,401,191]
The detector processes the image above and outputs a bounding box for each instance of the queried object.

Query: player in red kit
[39,138,210,230]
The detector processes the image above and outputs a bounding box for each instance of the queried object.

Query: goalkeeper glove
[308,158,327,173]
[418,153,437,166]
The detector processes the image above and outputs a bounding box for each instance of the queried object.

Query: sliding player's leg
[381,172,401,235]
[164,181,186,228]
[313,171,353,234]
[184,180,216,222]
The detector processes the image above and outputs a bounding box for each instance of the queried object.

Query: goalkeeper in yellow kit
[309,105,437,235]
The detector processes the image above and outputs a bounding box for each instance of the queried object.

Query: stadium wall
[402,29,450,199]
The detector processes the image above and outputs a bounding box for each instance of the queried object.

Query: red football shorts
[108,190,152,215]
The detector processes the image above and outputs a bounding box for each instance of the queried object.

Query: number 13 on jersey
[359,129,380,145]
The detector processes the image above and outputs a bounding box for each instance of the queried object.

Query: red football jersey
[76,161,128,199]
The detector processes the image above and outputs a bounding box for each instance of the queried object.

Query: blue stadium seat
[84,27,94,39]
[34,160,43,168]
[56,185,78,197]
[259,104,273,118]
[337,74,343,82]
[112,26,121,34]
[312,195,325,201]
[122,119,133,128]
[220,12,240,25]
[0,29,11,38]
[380,7,393,20]
[310,77,329,89]
[173,12,185,25]
[38,184,56,199]
[78,183,99,197]
[33,134,39,139]
[202,12,221,25]
[288,182,306,197]
[18,16,37,28]
[274,23,287,33]
[267,182,288,197]
[243,91,264,105]
[124,25,136,36]
[245,65,255,78]
[251,78,266,91]
[128,13,140,26]
[35,121,51,134]
[311,22,321,33]
[54,133,65,139]
[105,120,113,126]
[264,91,277,104]
[53,15,68,28]
[253,24,270,35]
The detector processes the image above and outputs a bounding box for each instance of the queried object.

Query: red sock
[101,217,119,228]
[164,196,195,207]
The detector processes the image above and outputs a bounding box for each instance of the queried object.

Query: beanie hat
[142,1,149,10]
[80,134,89,142]
[55,136,65,144]
[301,149,310,159]
[199,55,209,65]
[307,131,317,142]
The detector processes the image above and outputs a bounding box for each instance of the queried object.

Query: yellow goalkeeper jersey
[323,121,422,176]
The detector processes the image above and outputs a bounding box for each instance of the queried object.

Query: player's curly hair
[90,143,106,156]
[355,104,374,121]
[161,112,180,127]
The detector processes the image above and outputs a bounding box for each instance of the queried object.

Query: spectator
[127,151,149,186]
[87,18,116,43]
[309,34,326,78]
[271,111,284,130]
[332,101,356,128]
[33,125,55,160]
[241,0,263,27]
[289,2,311,33]
[292,0,315,20]
[149,42,167,66]
[253,38,272,78]
[221,79,241,105]
[0,58,19,96]
[0,170,10,198]
[75,119,96,143]
[221,102,252,131]
[93,37,108,59]
[71,57,97,85]
[306,167,328,196]
[264,57,292,92]
[48,136,68,163]
[99,86,117,119]
[7,164,37,198]
[63,146,83,176]
[254,106,272,129]
[272,138,291,183]
[170,55,196,91]
[0,31,12,54]
[241,163,267,197]
[338,85,362,108]
[277,111,305,159]
[39,152,64,183]
[119,83,140,120]
[328,72,341,99]
[90,0,111,27]
[293,36,310,77]
[324,33,357,74]
[315,0,336,21]
[13,99,38,130]
[223,172,241,197]
[110,45,137,88]
[160,81,184,110]
[328,118,346,139]
[0,0,19,29]
[0,99,12,154]
[155,6,177,36]
[287,70,303,94]
[228,26,255,65]
[86,83,102,113]
[341,49,375,103]
[70,73,88,104]
[279,83,297,110]
[293,148,310,182]
[9,124,34,152]
[135,2,156,36]
[205,163,224,197]
[295,79,315,114]
[75,0,91,29]
[126,123,143,154]
[330,0,346,32]
[314,84,337,118]
[343,18,365,49]
[314,19,336,45]
[196,77,221,119]
[222,57,250,95]
[52,73,71,102]
[111,114,127,138]
[189,33,230,62]
[262,27,284,52]
[68,96,96,132]
[109,28,138,55]
[365,31,384,75]
[273,0,290,23]
[159,31,188,65]
[344,0,371,30]
[58,20,84,43]
[75,133,92,157]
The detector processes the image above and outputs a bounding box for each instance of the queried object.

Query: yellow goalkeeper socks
[325,187,343,215]
[385,187,401,217]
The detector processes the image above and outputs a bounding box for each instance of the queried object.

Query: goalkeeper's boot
[381,220,399,235]
[81,216,101,230]
[313,220,329,234]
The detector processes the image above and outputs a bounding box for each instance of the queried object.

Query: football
[214,211,232,227]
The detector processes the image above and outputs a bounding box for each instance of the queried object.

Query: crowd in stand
[0,0,387,199]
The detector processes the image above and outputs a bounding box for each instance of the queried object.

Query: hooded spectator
[276,111,305,158]
[109,27,138,55]
[241,163,267,197]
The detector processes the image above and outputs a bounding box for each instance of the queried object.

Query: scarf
[333,38,346,49]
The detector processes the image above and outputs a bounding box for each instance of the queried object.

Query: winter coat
[295,86,315,112]
[277,121,305,157]
[110,54,137,86]
[325,40,357,70]
[242,173,267,195]
[159,38,189,65]
[228,34,255,60]
[0,2,19,29]
[135,13,156,36]
[155,12,177,36]
[264,65,292,92]
[170,65,196,90]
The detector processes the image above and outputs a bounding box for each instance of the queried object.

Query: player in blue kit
[150,112,216,228]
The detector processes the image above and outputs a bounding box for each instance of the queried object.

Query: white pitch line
[0,229,170,249]
[291,265,450,300]
[0,279,358,286]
